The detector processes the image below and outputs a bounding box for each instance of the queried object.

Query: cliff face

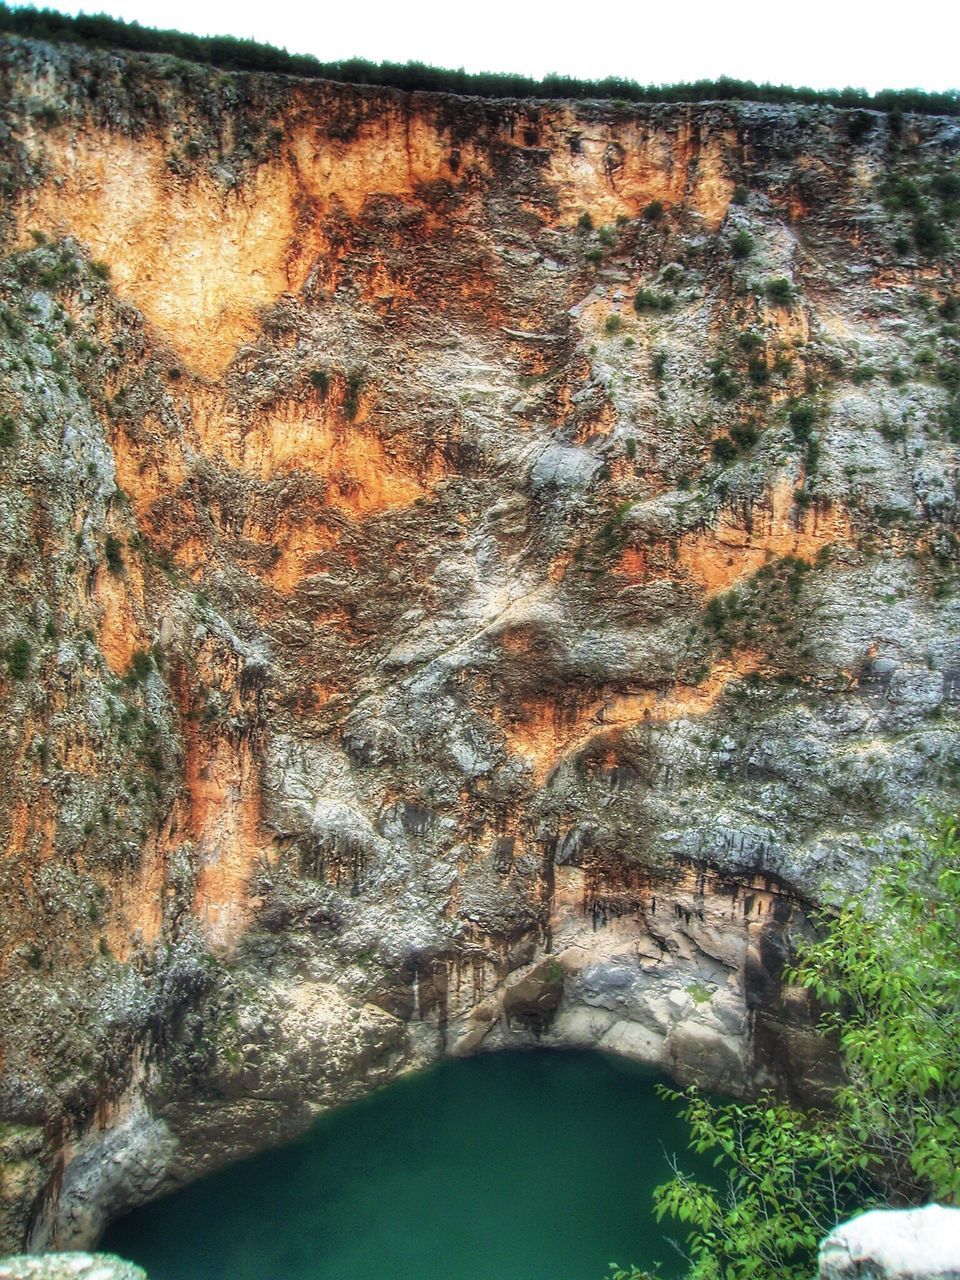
[0,35,958,1250]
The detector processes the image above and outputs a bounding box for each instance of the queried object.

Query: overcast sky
[28,0,960,92]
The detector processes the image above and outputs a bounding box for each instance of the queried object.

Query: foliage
[711,435,738,464]
[648,817,960,1280]
[764,278,794,306]
[730,422,759,449]
[730,230,754,260]
[653,1092,870,1280]
[845,111,876,143]
[880,168,959,257]
[787,398,817,442]
[124,647,154,685]
[591,501,634,561]
[634,289,673,314]
[104,533,124,575]
[5,636,31,678]
[746,354,768,385]
[708,361,739,401]
[914,213,951,257]
[932,172,960,201]
[343,367,365,420]
[3,6,958,114]
[793,817,960,1201]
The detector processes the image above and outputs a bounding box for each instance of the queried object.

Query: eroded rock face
[0,34,957,1250]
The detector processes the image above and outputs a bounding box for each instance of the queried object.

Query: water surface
[105,1049,699,1280]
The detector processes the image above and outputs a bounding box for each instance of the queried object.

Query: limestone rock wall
[0,33,958,1250]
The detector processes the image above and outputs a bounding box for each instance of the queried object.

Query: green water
[104,1050,698,1280]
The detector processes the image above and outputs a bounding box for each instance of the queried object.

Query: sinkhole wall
[0,31,958,1250]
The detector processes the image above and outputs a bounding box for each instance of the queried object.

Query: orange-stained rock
[502,651,762,783]
[182,723,274,949]
[188,388,444,516]
[678,483,850,593]
[615,547,647,580]
[16,131,318,378]
[93,563,146,677]
[102,829,167,961]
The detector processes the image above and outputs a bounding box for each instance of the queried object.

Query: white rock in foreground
[0,1255,146,1280]
[820,1205,960,1280]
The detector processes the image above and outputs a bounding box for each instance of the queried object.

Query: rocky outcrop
[820,1206,960,1280]
[0,32,957,1251]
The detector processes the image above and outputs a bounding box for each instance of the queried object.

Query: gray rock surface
[0,1256,146,1280]
[820,1206,960,1280]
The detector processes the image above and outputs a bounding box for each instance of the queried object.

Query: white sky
[25,0,960,92]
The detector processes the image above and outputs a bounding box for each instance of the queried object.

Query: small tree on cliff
[629,815,960,1280]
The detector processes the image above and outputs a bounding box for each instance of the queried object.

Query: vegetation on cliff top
[1,3,959,115]
[616,816,960,1280]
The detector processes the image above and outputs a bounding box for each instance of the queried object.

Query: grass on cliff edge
[613,815,960,1280]
[1,3,959,114]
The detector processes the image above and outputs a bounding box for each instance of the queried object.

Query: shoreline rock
[0,1256,146,1280]
[820,1206,960,1280]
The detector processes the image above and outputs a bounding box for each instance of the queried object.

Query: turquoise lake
[103,1049,699,1280]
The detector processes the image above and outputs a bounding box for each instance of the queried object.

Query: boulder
[819,1205,960,1280]
[0,1256,146,1280]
